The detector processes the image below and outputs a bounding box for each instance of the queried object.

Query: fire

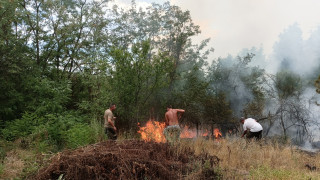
[138,120,166,143]
[180,126,209,138]
[214,128,222,139]
[137,120,214,142]
[180,125,197,138]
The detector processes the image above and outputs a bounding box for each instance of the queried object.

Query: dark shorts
[105,127,117,140]
[247,130,262,140]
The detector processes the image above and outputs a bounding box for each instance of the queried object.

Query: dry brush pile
[34,139,221,180]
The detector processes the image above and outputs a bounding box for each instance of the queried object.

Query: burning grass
[137,120,213,143]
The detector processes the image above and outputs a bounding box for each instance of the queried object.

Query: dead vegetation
[1,150,25,178]
[34,140,220,180]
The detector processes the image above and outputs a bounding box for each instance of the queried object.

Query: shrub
[65,123,96,149]
[1,112,42,141]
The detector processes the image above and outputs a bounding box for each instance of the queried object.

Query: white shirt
[243,118,263,132]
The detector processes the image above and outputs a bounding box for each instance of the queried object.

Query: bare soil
[34,140,220,180]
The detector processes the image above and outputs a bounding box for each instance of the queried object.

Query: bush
[65,123,96,149]
[1,112,42,141]
[41,112,97,150]
[1,111,101,151]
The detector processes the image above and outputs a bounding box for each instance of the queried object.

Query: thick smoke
[268,23,320,146]
[213,23,320,148]
[268,23,320,76]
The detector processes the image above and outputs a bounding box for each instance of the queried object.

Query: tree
[265,71,312,142]
[108,41,173,130]
[0,0,36,121]
[315,75,320,99]
[208,53,266,117]
[108,2,203,91]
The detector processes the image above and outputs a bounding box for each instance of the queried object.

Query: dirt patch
[34,140,220,180]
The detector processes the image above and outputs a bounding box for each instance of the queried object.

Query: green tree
[208,53,266,117]
[0,0,36,121]
[108,41,173,130]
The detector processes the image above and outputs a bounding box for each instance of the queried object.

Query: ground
[34,139,220,180]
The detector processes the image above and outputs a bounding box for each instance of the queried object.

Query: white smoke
[213,23,320,149]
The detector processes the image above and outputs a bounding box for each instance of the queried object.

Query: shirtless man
[164,105,185,143]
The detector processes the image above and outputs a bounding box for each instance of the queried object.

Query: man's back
[165,109,179,126]
[165,108,185,126]
[243,118,263,132]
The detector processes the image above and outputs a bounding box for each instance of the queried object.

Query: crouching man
[164,105,185,144]
[240,117,263,140]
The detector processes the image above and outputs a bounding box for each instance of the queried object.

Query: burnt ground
[34,140,220,180]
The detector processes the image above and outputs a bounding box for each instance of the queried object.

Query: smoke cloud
[221,23,320,148]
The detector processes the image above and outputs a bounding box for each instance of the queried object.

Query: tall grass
[177,137,320,179]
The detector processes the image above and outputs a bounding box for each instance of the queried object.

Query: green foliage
[1,112,43,141]
[275,71,303,99]
[44,113,85,150]
[109,40,173,128]
[0,163,3,176]
[25,78,72,116]
[208,53,266,118]
[204,92,233,125]
[65,123,96,149]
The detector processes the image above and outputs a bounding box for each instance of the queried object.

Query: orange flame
[214,128,222,139]
[180,125,197,138]
[138,120,166,143]
[177,126,209,138]
[138,120,211,142]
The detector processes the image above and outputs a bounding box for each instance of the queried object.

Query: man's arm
[241,130,247,138]
[176,109,185,120]
[108,117,116,130]
[175,109,185,113]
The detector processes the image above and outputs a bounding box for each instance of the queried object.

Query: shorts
[163,125,181,143]
[105,127,117,140]
[247,130,262,140]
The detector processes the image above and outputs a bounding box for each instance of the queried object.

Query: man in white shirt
[240,117,263,140]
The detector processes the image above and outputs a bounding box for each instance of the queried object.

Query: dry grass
[0,148,43,180]
[1,137,319,179]
[0,150,25,179]
[177,137,320,179]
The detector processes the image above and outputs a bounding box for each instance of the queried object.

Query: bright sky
[113,0,320,59]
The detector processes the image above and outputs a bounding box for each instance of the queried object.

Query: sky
[113,0,320,59]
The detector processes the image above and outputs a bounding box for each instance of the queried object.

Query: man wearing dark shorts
[104,103,117,140]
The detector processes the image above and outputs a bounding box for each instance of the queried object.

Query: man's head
[109,103,116,111]
[239,117,245,124]
[166,105,172,111]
